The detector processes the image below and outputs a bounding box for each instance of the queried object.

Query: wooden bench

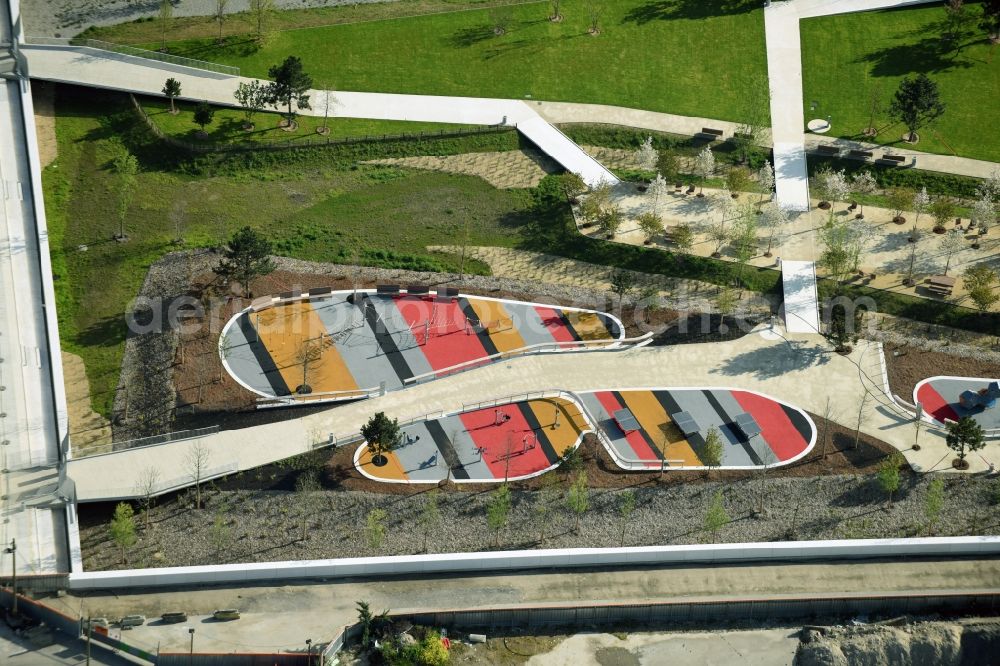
[307,286,333,298]
[441,286,460,298]
[813,145,840,156]
[376,284,400,295]
[878,154,906,166]
[700,127,725,139]
[848,149,874,159]
[407,284,430,295]
[278,289,301,300]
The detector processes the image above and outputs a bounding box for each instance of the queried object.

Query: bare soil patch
[32,81,58,168]
[62,351,112,452]
[366,149,560,189]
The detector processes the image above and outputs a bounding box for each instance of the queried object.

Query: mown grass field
[137,0,768,122]
[801,2,1000,162]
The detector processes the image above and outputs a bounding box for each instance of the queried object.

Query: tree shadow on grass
[854,19,985,77]
[622,0,759,25]
[447,24,497,48]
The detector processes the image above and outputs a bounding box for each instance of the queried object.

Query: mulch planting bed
[883,342,1000,402]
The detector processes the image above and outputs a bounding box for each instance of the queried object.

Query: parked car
[213,609,240,621]
[160,612,188,624]
[119,615,145,628]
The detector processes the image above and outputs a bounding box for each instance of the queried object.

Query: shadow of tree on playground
[710,339,831,379]
[622,0,760,25]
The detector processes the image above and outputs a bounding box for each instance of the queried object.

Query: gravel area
[78,465,1000,570]
[22,0,401,37]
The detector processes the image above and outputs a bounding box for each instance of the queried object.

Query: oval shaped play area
[915,376,1000,429]
[219,289,624,402]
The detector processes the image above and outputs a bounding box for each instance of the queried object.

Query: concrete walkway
[764,0,939,212]
[67,328,1000,502]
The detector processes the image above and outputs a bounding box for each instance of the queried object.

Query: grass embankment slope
[126,0,768,122]
[801,2,1000,162]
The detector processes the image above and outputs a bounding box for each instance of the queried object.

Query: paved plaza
[579,389,815,470]
[916,377,1000,430]
[356,395,591,483]
[221,291,624,399]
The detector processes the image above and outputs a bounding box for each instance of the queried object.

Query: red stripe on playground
[391,297,490,372]
[534,306,577,344]
[594,391,661,465]
[916,383,960,424]
[460,406,553,480]
[731,390,808,462]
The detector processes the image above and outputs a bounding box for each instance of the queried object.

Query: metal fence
[24,36,240,76]
[80,425,221,457]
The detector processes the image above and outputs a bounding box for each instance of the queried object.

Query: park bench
[848,149,874,160]
[307,286,333,299]
[813,145,840,156]
[878,154,906,166]
[407,284,430,295]
[441,286,460,298]
[700,127,725,139]
[278,289,301,300]
[376,284,400,295]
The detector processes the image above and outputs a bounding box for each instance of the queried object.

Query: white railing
[23,37,241,76]
[256,385,382,409]
[75,425,220,457]
[95,462,239,501]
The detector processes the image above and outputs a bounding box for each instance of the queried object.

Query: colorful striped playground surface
[915,376,1000,430]
[355,395,592,483]
[579,389,815,469]
[220,290,623,399]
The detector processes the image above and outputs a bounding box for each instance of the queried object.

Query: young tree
[931,197,957,233]
[249,0,275,43]
[760,204,788,257]
[213,226,276,297]
[566,471,589,532]
[851,171,878,218]
[877,452,903,506]
[657,148,680,185]
[486,483,511,546]
[618,490,636,547]
[823,169,851,219]
[636,212,662,245]
[648,173,670,212]
[672,223,694,254]
[826,297,863,352]
[924,477,945,534]
[707,218,731,258]
[943,0,974,45]
[695,146,715,196]
[636,136,658,171]
[731,206,759,288]
[853,392,871,450]
[556,172,587,202]
[193,101,215,134]
[863,79,883,137]
[112,147,138,241]
[757,160,774,204]
[489,6,513,35]
[820,219,853,283]
[586,0,602,34]
[534,475,561,542]
[267,56,313,126]
[597,205,623,238]
[186,441,210,510]
[715,287,738,317]
[701,426,724,477]
[419,490,442,553]
[887,186,914,223]
[295,470,322,541]
[550,0,563,22]
[294,338,324,394]
[889,74,946,144]
[234,80,268,129]
[946,416,986,464]
[134,467,160,530]
[215,0,229,42]
[366,508,387,550]
[157,0,173,51]
[609,269,636,307]
[703,490,729,543]
[109,502,138,564]
[904,229,923,286]
[847,218,878,272]
[964,264,999,313]
[162,77,181,114]
[939,230,966,276]
[361,412,403,463]
[726,166,751,196]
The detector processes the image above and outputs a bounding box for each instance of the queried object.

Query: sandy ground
[31,81,57,167]
[367,148,560,189]
[21,0,394,37]
[522,629,798,666]
[62,351,113,451]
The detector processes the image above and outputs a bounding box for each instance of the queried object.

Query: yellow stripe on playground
[526,397,589,457]
[253,301,359,394]
[618,391,701,466]
[565,311,611,341]
[356,446,409,482]
[468,298,526,354]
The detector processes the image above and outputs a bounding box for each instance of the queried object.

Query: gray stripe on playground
[437,414,492,480]
[310,297,407,391]
[395,422,446,482]
[221,316,273,395]
[668,390,754,467]
[579,392,635,462]
[509,303,561,348]
[368,296,434,379]
[709,390,764,466]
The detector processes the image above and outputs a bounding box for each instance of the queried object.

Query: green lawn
[801,2,1000,162]
[150,0,768,122]
[141,97,476,146]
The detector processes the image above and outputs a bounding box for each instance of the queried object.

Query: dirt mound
[795,619,1000,666]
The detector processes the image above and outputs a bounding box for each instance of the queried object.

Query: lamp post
[306,638,313,666]
[188,627,195,666]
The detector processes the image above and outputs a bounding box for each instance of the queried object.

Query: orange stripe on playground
[254,301,358,394]
[565,311,611,340]
[619,391,701,466]
[357,446,408,482]
[525,398,589,457]
[468,299,526,354]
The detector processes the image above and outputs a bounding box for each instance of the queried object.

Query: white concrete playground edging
[67,536,1000,590]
